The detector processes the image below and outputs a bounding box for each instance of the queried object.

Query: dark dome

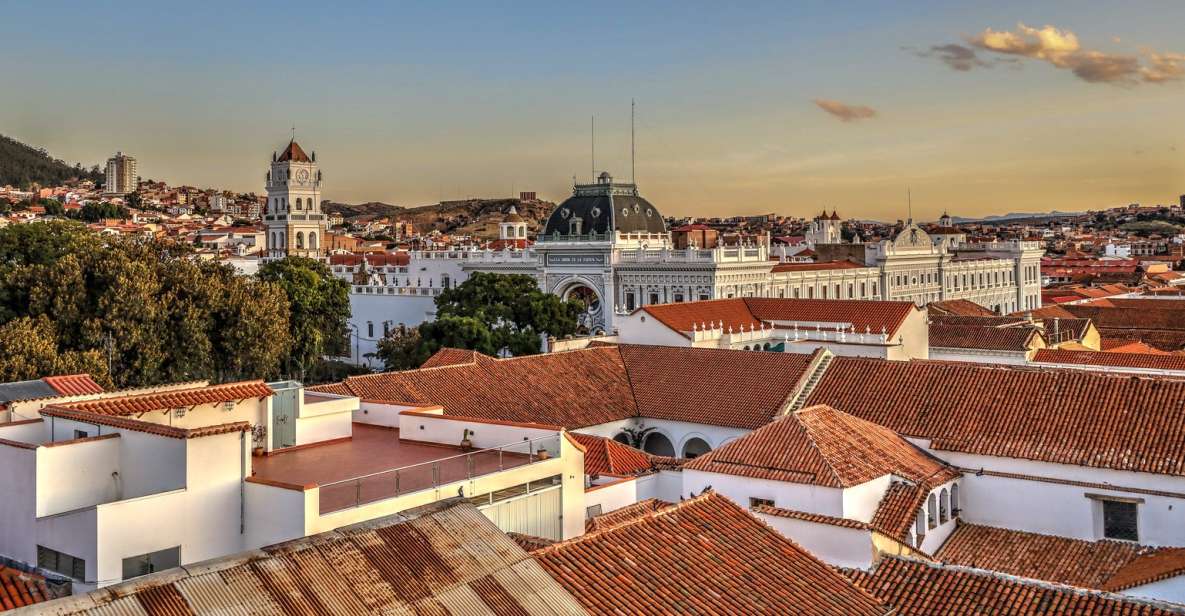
[542,176,666,238]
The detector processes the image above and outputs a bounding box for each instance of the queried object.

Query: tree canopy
[374,272,583,370]
[257,256,351,379]
[0,221,291,387]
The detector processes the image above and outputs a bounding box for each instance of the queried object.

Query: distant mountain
[321,200,405,220]
[0,134,105,189]
[953,211,1083,223]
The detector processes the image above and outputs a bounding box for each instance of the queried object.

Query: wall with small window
[682,468,844,519]
[943,450,1185,547]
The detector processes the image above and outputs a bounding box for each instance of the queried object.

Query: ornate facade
[263,140,325,259]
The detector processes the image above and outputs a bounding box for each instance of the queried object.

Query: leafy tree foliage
[76,202,129,222]
[0,221,290,387]
[0,317,111,387]
[257,257,351,379]
[374,272,583,370]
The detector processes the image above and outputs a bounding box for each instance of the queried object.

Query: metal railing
[317,434,561,514]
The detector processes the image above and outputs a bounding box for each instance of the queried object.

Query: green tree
[0,222,292,387]
[374,272,584,370]
[257,256,351,379]
[0,317,111,387]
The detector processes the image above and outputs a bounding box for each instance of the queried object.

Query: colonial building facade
[263,140,325,259]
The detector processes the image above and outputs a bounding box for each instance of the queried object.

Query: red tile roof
[929,323,1042,351]
[0,566,52,611]
[419,347,496,369]
[328,345,816,430]
[928,299,997,317]
[638,297,917,337]
[685,404,959,488]
[41,374,105,397]
[62,380,273,416]
[807,357,1185,476]
[276,140,311,162]
[535,492,887,615]
[585,498,673,532]
[569,432,670,477]
[936,523,1185,592]
[1101,339,1169,354]
[869,481,928,542]
[39,406,250,440]
[754,504,872,530]
[1033,349,1185,372]
[848,556,1185,615]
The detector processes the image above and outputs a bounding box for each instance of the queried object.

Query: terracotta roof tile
[41,374,105,396]
[638,297,916,338]
[685,404,959,488]
[753,504,872,530]
[870,481,928,542]
[807,357,1185,476]
[847,556,1185,615]
[929,323,1042,351]
[535,492,887,615]
[936,523,1185,592]
[276,140,311,163]
[62,380,273,416]
[507,532,556,552]
[569,432,670,477]
[0,566,52,611]
[39,406,250,440]
[585,499,674,532]
[1034,349,1185,372]
[770,259,870,272]
[928,299,998,317]
[419,347,496,369]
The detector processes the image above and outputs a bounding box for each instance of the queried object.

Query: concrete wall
[35,506,97,585]
[585,477,638,518]
[0,420,47,445]
[244,480,310,550]
[637,470,685,503]
[842,475,892,523]
[294,412,351,447]
[117,430,186,500]
[354,401,419,428]
[936,449,1185,547]
[616,312,693,347]
[931,348,1030,366]
[36,436,121,517]
[0,443,37,568]
[758,514,875,570]
[399,412,559,453]
[683,468,844,517]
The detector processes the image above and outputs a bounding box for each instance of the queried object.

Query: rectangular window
[38,545,85,580]
[73,429,89,440]
[698,294,710,301]
[121,546,181,581]
[625,293,636,311]
[648,293,660,305]
[674,293,685,303]
[586,504,603,519]
[367,322,374,338]
[749,497,775,510]
[1102,500,1139,541]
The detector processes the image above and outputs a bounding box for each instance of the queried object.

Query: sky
[2,1,1184,220]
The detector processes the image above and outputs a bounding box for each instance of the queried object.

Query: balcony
[251,424,557,514]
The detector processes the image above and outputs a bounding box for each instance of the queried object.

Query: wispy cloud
[813,99,877,123]
[918,22,1185,86]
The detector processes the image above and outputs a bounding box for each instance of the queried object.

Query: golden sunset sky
[3,2,1184,220]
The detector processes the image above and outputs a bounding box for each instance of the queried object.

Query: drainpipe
[240,430,246,535]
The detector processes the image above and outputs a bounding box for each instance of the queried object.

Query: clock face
[296,169,310,183]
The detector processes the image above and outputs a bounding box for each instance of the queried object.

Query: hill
[326,197,556,238]
[0,134,105,189]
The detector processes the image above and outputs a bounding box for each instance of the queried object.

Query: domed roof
[541,173,666,238]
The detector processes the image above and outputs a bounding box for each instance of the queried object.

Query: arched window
[682,437,711,459]
[927,493,937,529]
[612,432,631,445]
[951,484,960,516]
[308,232,318,250]
[296,232,304,249]
[642,432,675,457]
[295,198,302,210]
[939,488,950,524]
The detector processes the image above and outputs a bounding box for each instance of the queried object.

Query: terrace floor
[251,423,530,513]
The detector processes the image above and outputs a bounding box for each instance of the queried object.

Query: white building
[327,174,1042,365]
[0,378,584,593]
[103,153,137,196]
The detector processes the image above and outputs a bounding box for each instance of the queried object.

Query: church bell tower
[264,140,325,260]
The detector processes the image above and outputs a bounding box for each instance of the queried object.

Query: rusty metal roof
[26,500,586,615]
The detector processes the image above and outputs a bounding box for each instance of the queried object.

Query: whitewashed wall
[842,475,892,523]
[757,514,875,570]
[36,437,121,517]
[585,478,639,517]
[0,443,37,570]
[683,469,844,517]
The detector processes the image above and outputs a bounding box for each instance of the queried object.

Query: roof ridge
[535,491,719,554]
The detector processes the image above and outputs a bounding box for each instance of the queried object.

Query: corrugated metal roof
[0,380,59,404]
[20,500,586,615]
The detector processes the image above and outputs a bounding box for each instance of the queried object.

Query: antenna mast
[907,186,913,221]
[631,99,636,184]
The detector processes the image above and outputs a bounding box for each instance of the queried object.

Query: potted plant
[536,448,551,461]
[460,428,474,451]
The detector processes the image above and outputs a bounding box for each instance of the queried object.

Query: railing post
[355,479,361,508]
[499,447,504,471]
[432,462,439,488]
[467,452,474,480]
[395,469,400,496]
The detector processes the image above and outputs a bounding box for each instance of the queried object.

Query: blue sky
[3,1,1184,218]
